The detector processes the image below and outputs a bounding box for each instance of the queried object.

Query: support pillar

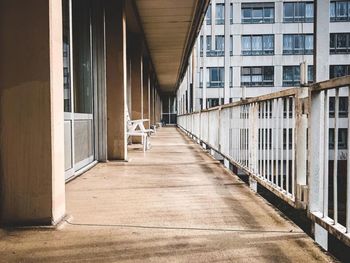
[143,61,150,128]
[311,0,330,251]
[150,77,155,126]
[130,37,143,122]
[0,0,65,225]
[105,0,127,160]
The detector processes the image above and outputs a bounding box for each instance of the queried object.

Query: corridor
[0,127,333,262]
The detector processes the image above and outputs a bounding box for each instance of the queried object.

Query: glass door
[63,0,95,180]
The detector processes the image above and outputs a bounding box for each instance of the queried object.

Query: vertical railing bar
[244,105,246,167]
[267,100,271,182]
[292,97,295,197]
[275,99,281,188]
[280,98,284,191]
[239,106,242,165]
[263,102,266,179]
[286,97,290,194]
[235,108,237,162]
[236,107,239,164]
[246,104,248,168]
[323,90,329,218]
[347,85,350,233]
[333,88,339,224]
[270,99,277,184]
[259,103,262,176]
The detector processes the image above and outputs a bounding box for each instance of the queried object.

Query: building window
[241,3,274,24]
[330,1,350,22]
[283,65,313,87]
[229,67,233,87]
[207,98,224,108]
[216,3,225,25]
[206,35,224,57]
[329,128,348,149]
[283,34,313,55]
[330,33,350,54]
[308,65,314,83]
[230,3,233,24]
[199,67,203,88]
[208,67,224,88]
[329,97,349,118]
[206,35,212,51]
[283,2,314,23]
[241,35,274,55]
[330,65,350,78]
[241,66,274,87]
[230,35,233,56]
[199,36,203,57]
[206,4,212,25]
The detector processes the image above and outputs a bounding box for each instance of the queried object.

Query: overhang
[134,0,209,93]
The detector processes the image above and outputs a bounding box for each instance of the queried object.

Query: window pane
[263,35,274,51]
[216,4,225,24]
[330,2,336,18]
[294,35,304,52]
[283,67,294,80]
[308,65,314,82]
[242,36,251,53]
[305,35,313,52]
[283,35,293,52]
[73,0,93,114]
[210,68,219,82]
[63,0,71,112]
[242,67,250,75]
[206,4,211,19]
[252,8,263,19]
[305,3,314,19]
[294,66,300,81]
[206,36,212,50]
[252,36,262,51]
[242,8,252,20]
[215,36,224,51]
[294,2,305,19]
[330,34,335,48]
[337,34,347,48]
[335,65,347,77]
[337,1,348,18]
[264,7,274,19]
[200,36,203,51]
[264,67,274,80]
[284,3,294,20]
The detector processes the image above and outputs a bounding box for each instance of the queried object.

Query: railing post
[308,88,328,250]
[295,88,309,209]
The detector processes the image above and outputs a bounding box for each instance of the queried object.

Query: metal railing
[177,76,350,247]
[309,76,350,247]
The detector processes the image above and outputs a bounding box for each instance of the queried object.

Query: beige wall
[105,0,128,160]
[0,0,65,225]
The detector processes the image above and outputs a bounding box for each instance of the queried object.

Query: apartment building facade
[178,0,350,114]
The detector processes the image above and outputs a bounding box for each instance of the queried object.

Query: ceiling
[134,0,208,93]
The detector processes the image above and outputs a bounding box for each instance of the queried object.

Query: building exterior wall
[178,0,350,112]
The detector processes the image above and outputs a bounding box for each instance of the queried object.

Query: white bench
[126,113,153,152]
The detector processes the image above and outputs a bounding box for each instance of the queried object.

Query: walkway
[0,127,333,262]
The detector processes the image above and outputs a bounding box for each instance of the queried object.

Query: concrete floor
[0,127,334,262]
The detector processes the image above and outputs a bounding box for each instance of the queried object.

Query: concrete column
[149,76,155,125]
[0,0,65,225]
[130,38,143,121]
[311,0,330,251]
[314,0,330,82]
[105,0,127,160]
[143,61,150,128]
[224,0,231,104]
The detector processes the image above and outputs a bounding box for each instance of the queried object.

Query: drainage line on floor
[64,220,304,234]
